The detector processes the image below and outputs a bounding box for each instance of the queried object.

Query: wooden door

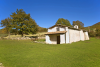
[57,36,60,44]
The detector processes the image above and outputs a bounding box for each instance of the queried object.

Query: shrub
[88,31,96,37]
[96,29,100,36]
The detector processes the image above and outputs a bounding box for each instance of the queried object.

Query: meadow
[0,38,100,67]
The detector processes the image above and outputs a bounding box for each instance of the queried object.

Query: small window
[57,28,59,31]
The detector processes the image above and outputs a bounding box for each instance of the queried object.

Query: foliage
[91,22,100,28]
[72,20,84,29]
[85,22,100,37]
[96,29,100,36]
[10,9,38,36]
[88,31,96,37]
[0,28,7,34]
[0,9,39,37]
[88,29,100,37]
[56,18,72,26]
[38,26,47,32]
[1,38,100,67]
[1,17,12,33]
[1,17,12,38]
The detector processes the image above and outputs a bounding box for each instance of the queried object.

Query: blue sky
[0,0,100,29]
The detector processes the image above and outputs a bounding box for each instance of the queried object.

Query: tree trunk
[21,31,24,37]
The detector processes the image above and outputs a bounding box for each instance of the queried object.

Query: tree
[1,17,12,38]
[56,18,72,26]
[72,20,84,29]
[10,9,38,36]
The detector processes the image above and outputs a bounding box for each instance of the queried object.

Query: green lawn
[0,38,100,67]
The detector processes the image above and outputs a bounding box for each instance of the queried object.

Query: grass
[37,39,45,42]
[0,38,100,67]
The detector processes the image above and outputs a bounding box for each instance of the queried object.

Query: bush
[88,31,96,37]
[96,30,100,36]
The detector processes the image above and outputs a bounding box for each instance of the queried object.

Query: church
[45,24,89,44]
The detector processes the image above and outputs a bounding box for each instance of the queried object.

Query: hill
[90,22,100,30]
[85,22,100,31]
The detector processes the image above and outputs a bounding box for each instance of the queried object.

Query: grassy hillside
[0,38,100,67]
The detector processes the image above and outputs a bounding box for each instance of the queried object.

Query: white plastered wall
[60,27,65,31]
[65,27,70,43]
[49,35,57,44]
[46,35,51,44]
[47,26,66,44]
[80,30,85,41]
[84,32,89,40]
[46,34,58,44]
[69,29,80,43]
[48,26,65,32]
[60,34,65,44]
[48,27,57,32]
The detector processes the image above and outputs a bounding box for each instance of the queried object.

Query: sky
[0,0,100,29]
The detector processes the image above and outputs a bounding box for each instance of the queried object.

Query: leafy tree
[72,20,84,29]
[1,17,12,38]
[56,18,72,26]
[10,9,38,36]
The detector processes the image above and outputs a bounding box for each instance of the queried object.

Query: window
[57,27,59,31]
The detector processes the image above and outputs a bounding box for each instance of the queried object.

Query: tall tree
[10,9,38,36]
[72,20,84,29]
[1,17,12,38]
[56,18,72,26]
